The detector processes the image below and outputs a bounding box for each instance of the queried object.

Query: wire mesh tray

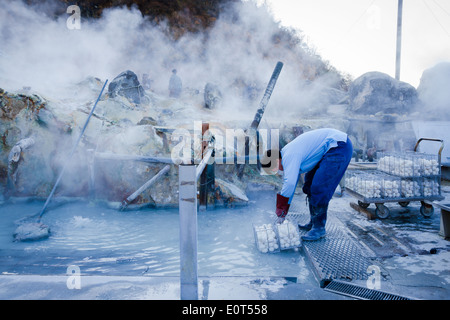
[345,170,442,203]
[253,223,280,253]
[377,151,440,178]
[276,220,302,250]
[253,220,301,253]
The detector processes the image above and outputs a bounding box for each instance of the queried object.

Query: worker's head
[261,149,282,175]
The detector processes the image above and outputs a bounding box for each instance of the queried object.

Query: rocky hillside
[26,0,236,36]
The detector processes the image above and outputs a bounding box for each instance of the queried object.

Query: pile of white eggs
[359,179,382,199]
[346,152,441,202]
[254,224,279,253]
[254,221,302,253]
[382,179,401,198]
[401,179,421,198]
[418,158,440,176]
[276,220,301,249]
[377,156,395,173]
[423,178,440,197]
[346,175,382,199]
[344,175,357,191]
[378,156,420,177]
[346,174,406,199]
[378,154,439,177]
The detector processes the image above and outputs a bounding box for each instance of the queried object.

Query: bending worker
[263,128,353,241]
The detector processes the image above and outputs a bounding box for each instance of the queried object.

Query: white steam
[417,61,450,119]
[0,0,343,122]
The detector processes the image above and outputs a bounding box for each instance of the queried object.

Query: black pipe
[250,61,284,130]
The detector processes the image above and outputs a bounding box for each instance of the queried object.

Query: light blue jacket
[280,128,348,203]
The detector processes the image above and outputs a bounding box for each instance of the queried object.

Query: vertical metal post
[205,161,215,210]
[179,165,198,300]
[199,122,215,210]
[199,123,209,210]
[395,0,403,80]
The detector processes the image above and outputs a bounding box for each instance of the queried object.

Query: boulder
[417,62,450,120]
[108,70,145,104]
[348,72,418,115]
[204,82,222,109]
[214,178,248,207]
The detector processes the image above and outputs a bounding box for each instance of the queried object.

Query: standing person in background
[142,73,152,90]
[262,128,353,241]
[169,69,182,98]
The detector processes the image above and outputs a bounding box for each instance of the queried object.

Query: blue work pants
[302,137,353,207]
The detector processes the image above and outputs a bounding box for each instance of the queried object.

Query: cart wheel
[358,201,370,209]
[398,201,410,207]
[375,204,390,219]
[420,203,434,218]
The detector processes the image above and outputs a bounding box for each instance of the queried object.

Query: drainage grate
[324,280,411,300]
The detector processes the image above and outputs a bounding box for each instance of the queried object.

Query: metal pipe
[38,79,108,221]
[250,61,284,130]
[119,165,170,211]
[216,154,260,164]
[96,152,262,166]
[195,148,213,181]
[95,152,173,164]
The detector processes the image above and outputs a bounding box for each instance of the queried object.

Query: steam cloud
[0,0,345,122]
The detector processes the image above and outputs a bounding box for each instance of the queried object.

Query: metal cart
[345,138,445,219]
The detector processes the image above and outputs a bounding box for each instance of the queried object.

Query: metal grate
[324,280,411,300]
[290,199,391,287]
[303,238,372,281]
[300,222,374,283]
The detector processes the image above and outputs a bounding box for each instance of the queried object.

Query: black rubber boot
[298,221,312,231]
[301,204,327,241]
[298,198,313,231]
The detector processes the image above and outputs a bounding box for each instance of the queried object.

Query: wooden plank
[350,202,376,220]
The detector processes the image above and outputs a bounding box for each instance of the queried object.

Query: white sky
[257,0,450,87]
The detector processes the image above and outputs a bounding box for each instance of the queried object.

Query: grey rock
[108,70,145,104]
[348,71,418,115]
[204,83,222,109]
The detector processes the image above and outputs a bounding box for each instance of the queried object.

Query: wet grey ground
[0,185,449,300]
